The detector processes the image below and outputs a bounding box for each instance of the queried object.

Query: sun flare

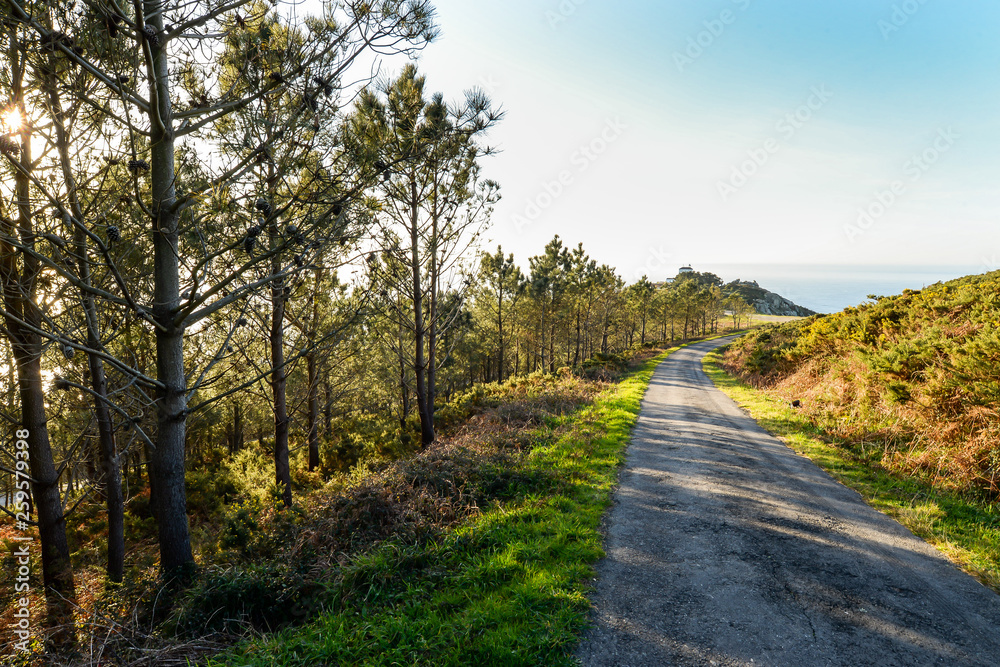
[2,108,22,133]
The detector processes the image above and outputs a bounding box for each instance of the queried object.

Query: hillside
[672,271,816,317]
[724,279,817,317]
[719,270,1000,499]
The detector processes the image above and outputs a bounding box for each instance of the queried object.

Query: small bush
[171,564,313,635]
[224,447,275,504]
[219,498,264,558]
[186,468,238,519]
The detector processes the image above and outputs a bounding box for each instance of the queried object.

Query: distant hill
[670,270,816,317]
[723,280,817,317]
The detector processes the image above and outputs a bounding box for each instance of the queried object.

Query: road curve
[577,337,1000,666]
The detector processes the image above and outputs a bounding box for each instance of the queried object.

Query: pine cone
[40,31,69,53]
[0,136,19,155]
[106,14,123,39]
[314,77,334,97]
[142,25,160,46]
[107,225,121,243]
[127,159,149,173]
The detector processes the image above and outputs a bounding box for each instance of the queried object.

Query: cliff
[725,280,816,317]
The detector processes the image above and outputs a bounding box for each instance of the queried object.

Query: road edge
[702,346,1000,595]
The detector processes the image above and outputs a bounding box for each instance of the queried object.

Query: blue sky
[407,1,1000,281]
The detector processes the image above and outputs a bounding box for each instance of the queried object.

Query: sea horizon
[694,263,988,314]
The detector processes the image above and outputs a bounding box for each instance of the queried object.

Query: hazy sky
[405,0,1000,282]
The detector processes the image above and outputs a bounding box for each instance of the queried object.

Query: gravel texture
[576,337,1000,666]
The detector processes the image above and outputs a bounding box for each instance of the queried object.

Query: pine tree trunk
[497,288,504,382]
[409,180,435,445]
[146,3,193,575]
[269,238,292,507]
[573,309,581,366]
[549,319,556,373]
[88,351,124,583]
[230,402,244,454]
[427,195,441,421]
[427,254,438,423]
[47,63,125,584]
[398,297,410,420]
[17,359,77,637]
[323,380,333,438]
[538,312,545,371]
[1,48,77,636]
[307,352,320,471]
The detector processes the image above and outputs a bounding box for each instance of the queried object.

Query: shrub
[224,446,275,504]
[170,563,319,636]
[186,467,239,519]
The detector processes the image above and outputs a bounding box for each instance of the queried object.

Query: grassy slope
[704,349,1000,593]
[731,272,1000,498]
[208,344,694,666]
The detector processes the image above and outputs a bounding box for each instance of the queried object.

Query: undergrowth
[720,273,1000,499]
[199,344,683,665]
[1,338,715,665]
[704,348,1000,594]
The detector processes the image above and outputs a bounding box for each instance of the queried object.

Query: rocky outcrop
[752,291,815,317]
[726,280,816,317]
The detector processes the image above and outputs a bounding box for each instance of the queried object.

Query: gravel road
[576,337,1000,666]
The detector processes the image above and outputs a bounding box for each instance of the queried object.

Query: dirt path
[576,337,1000,666]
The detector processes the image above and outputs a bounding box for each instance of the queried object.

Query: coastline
[701,263,985,314]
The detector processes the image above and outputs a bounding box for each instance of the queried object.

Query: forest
[0,0,755,662]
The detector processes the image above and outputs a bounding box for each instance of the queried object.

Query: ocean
[696,264,988,315]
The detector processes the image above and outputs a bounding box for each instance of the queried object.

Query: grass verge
[206,345,684,666]
[703,348,1000,593]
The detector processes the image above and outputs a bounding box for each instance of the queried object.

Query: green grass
[703,349,1000,593]
[207,345,685,666]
